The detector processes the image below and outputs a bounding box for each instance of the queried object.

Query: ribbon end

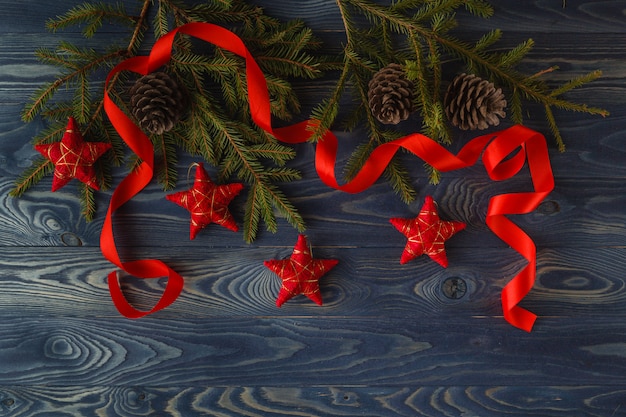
[504,305,537,332]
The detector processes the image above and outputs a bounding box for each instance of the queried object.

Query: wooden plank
[2,30,620,105]
[0,246,624,319]
[5,1,626,35]
[252,0,626,34]
[0,2,624,415]
[0,172,624,249]
[0,385,624,416]
[1,316,626,386]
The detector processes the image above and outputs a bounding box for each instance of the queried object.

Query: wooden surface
[1,1,625,416]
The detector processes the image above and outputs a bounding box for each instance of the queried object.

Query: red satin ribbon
[102,22,554,331]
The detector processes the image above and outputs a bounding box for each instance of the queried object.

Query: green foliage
[16,0,609,239]
[45,1,137,37]
[310,0,608,192]
[15,0,325,242]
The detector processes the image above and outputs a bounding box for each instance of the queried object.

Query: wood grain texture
[1,246,626,319]
[1,1,625,416]
[253,0,626,33]
[3,316,626,388]
[1,385,624,416]
[1,172,625,249]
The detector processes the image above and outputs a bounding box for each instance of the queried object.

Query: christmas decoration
[34,117,110,192]
[277,122,554,331]
[367,63,415,125]
[13,0,606,332]
[390,196,466,267]
[129,71,187,135]
[13,0,608,219]
[96,21,553,330]
[13,0,324,234]
[444,73,507,130]
[264,234,338,307]
[308,0,607,194]
[166,163,243,240]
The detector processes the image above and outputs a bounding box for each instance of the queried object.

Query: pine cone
[444,73,506,130]
[129,71,186,135]
[368,63,415,125]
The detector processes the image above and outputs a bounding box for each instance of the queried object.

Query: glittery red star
[166,162,243,239]
[35,117,111,191]
[390,196,466,267]
[264,234,339,307]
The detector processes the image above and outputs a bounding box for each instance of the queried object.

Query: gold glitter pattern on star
[166,163,243,239]
[264,234,339,307]
[390,196,466,267]
[35,117,111,191]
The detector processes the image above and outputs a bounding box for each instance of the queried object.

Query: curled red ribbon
[102,23,554,331]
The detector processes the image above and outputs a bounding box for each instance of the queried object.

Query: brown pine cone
[129,71,186,135]
[444,73,506,130]
[368,63,415,125]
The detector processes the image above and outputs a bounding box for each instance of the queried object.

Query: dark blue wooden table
[1,1,625,416]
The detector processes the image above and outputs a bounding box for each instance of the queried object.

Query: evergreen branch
[390,0,425,13]
[46,2,136,37]
[497,38,534,68]
[316,0,606,200]
[35,47,81,70]
[33,121,67,145]
[243,182,262,243]
[335,0,607,146]
[99,119,125,166]
[383,157,417,204]
[258,185,278,234]
[474,29,502,52]
[463,0,494,18]
[19,0,320,237]
[56,41,103,64]
[436,35,609,122]
[543,104,565,152]
[80,183,97,221]
[72,71,91,124]
[155,135,179,190]
[10,158,53,197]
[127,0,151,55]
[154,0,171,39]
[22,79,65,123]
[194,96,305,241]
[245,143,297,166]
[550,69,603,97]
[21,49,127,122]
[509,89,523,124]
[308,47,358,142]
[42,103,75,122]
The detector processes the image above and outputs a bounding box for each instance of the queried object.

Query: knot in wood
[442,277,467,299]
[61,232,83,246]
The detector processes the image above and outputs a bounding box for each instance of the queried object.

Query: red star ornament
[390,195,466,267]
[35,117,111,191]
[264,234,339,307]
[166,163,243,239]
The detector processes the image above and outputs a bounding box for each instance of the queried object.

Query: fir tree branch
[80,183,97,221]
[20,0,321,241]
[46,2,136,37]
[10,159,54,197]
[313,0,608,199]
[21,49,127,122]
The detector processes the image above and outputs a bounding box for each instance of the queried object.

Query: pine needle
[17,0,322,240]
[306,0,607,199]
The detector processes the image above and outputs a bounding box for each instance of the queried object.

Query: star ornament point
[390,196,466,267]
[35,117,111,191]
[166,163,243,239]
[264,234,339,307]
